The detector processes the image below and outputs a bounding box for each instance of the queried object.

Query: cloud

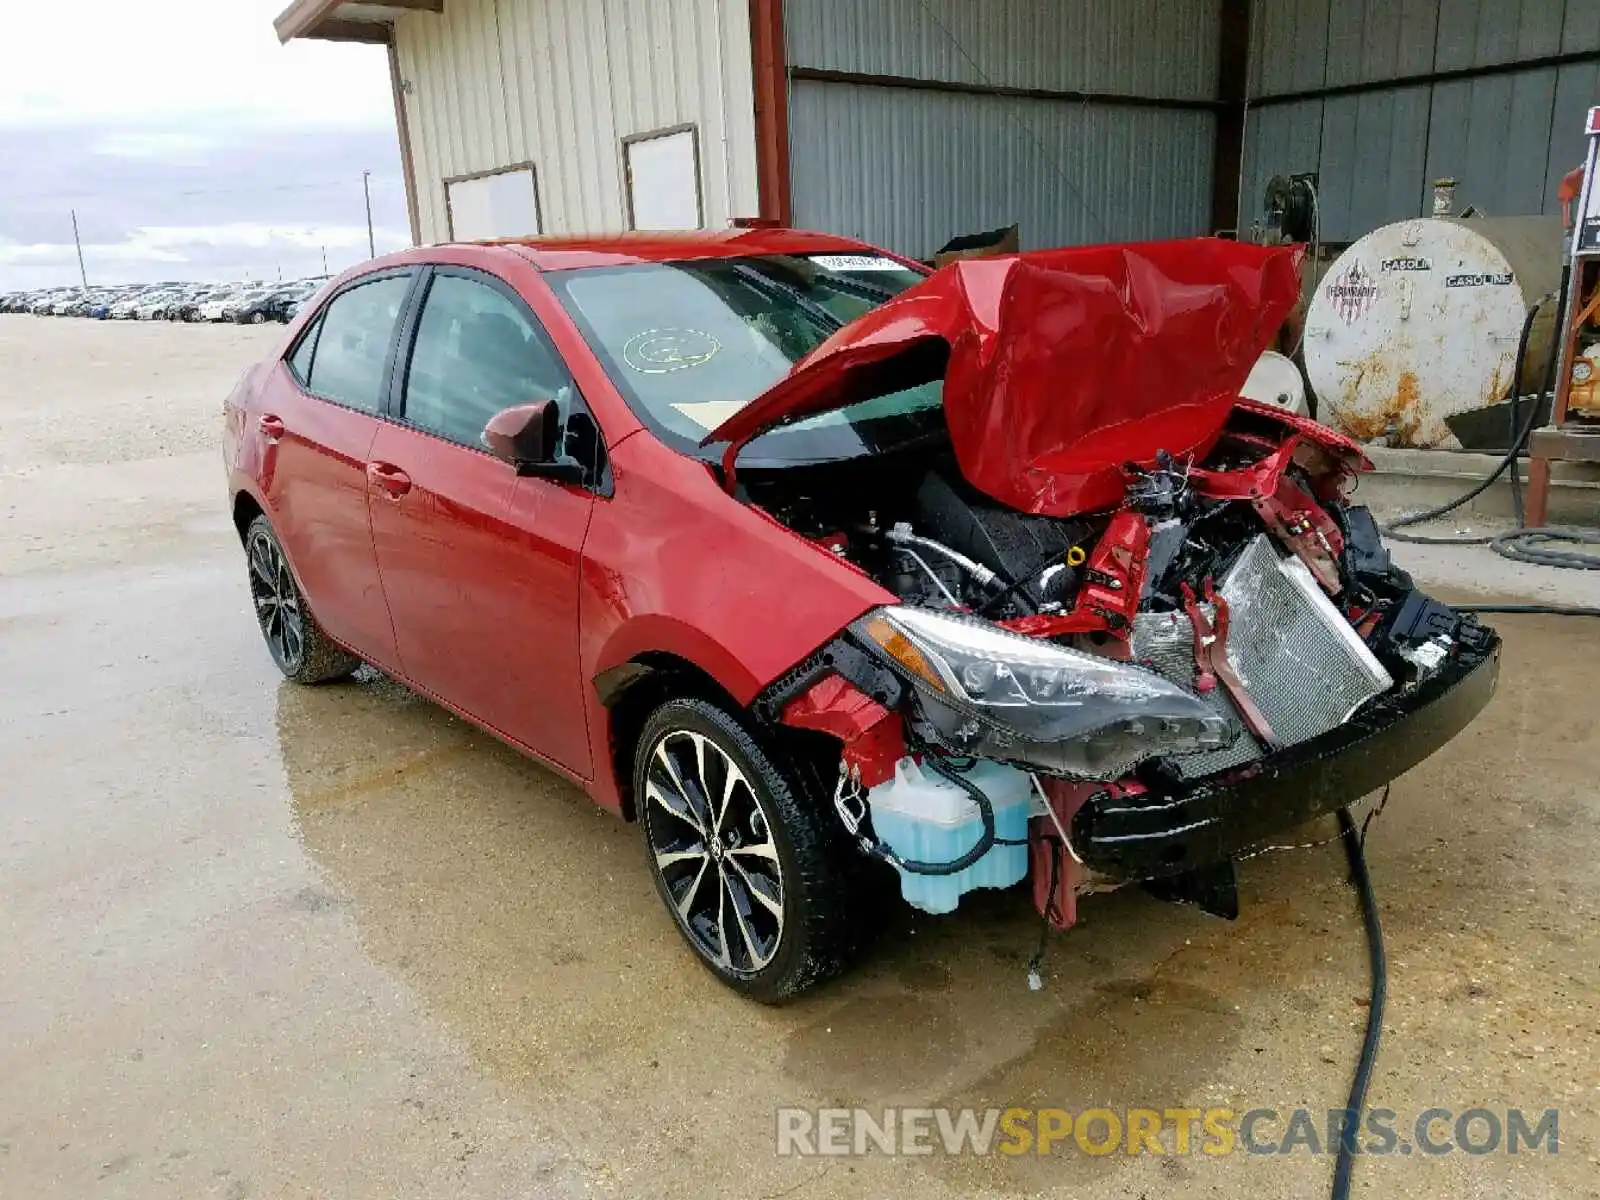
[92,132,225,161]
[0,228,415,291]
[0,1,410,288]
[0,223,410,276]
[0,0,394,132]
[0,118,408,288]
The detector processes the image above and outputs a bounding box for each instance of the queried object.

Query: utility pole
[362,170,375,259]
[70,209,88,288]
[321,245,329,276]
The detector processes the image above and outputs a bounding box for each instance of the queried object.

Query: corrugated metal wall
[1241,0,1600,242]
[393,0,761,243]
[784,0,1221,258]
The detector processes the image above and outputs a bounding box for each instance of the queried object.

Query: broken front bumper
[1071,635,1501,882]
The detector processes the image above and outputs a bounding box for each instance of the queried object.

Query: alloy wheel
[246,528,305,672]
[643,729,785,975]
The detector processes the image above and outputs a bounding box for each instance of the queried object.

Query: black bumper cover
[1071,636,1501,881]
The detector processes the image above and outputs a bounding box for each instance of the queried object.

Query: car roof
[424,227,896,272]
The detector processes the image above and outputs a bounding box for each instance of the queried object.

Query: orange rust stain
[1481,361,1506,408]
[1336,367,1424,445]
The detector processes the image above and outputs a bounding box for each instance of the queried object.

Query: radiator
[1131,535,1393,780]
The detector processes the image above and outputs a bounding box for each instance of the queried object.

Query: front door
[262,270,414,672]
[367,268,596,775]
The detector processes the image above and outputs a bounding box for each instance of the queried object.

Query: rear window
[297,275,411,413]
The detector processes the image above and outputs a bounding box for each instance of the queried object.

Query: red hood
[703,239,1303,515]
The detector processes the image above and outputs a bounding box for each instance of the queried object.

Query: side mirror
[483,402,585,483]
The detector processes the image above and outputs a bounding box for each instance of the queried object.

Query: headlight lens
[853,606,1235,778]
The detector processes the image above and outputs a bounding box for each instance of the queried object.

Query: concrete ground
[2,314,1596,1199]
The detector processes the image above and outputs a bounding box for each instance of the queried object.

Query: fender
[591,610,840,708]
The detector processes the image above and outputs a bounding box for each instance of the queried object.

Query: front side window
[401,273,573,448]
[546,253,938,465]
[303,274,412,413]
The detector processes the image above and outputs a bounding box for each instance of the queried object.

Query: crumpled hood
[703,239,1303,515]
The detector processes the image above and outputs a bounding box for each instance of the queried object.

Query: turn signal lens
[860,613,948,695]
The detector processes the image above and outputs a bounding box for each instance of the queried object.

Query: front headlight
[852,606,1235,779]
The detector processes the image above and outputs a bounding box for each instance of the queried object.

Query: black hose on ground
[1452,602,1600,616]
[1381,273,1600,581]
[1383,290,1549,544]
[1332,804,1387,1200]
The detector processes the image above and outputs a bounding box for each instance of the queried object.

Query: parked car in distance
[222,231,1499,1002]
[0,278,334,324]
[233,282,318,324]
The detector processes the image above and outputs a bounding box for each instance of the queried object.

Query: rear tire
[635,697,857,1002]
[243,515,360,684]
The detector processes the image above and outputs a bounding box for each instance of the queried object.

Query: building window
[445,164,542,241]
[623,125,703,231]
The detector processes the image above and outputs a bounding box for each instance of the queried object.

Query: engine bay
[747,407,1489,696]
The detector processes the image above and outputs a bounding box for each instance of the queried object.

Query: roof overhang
[274,0,442,44]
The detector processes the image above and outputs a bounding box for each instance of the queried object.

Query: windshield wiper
[727,263,843,338]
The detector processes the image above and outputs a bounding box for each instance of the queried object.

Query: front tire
[243,515,360,684]
[635,698,856,1002]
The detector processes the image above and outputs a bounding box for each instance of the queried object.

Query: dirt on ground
[1,314,1596,1199]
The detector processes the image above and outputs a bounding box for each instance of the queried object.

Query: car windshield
[547,253,943,465]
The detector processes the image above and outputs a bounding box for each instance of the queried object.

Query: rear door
[367,266,597,775]
[260,270,414,671]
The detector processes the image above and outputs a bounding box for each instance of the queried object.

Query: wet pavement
[2,316,1597,1198]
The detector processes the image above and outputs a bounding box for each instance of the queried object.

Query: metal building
[1241,0,1600,242]
[274,0,1600,257]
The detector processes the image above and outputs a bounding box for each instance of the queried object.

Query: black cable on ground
[1332,804,1387,1200]
[1381,275,1600,580]
[1383,292,1549,545]
[1452,602,1600,616]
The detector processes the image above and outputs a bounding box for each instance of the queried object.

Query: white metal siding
[394,0,760,244]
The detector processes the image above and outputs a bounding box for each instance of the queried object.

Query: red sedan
[224,230,1497,1001]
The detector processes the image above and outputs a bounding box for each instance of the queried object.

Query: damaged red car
[223,230,1499,1001]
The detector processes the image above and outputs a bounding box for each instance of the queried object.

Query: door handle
[366,461,412,499]
[258,413,285,441]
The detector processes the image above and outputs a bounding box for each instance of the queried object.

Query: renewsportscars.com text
[775,1106,1558,1158]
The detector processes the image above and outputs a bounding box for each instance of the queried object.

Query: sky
[0,0,411,291]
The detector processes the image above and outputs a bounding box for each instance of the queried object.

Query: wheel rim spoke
[673,856,711,918]
[722,870,763,968]
[655,847,708,871]
[249,539,274,587]
[727,838,779,864]
[727,855,783,920]
[711,868,733,968]
[645,728,784,976]
[645,777,704,838]
[248,532,302,670]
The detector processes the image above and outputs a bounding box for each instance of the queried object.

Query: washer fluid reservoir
[867,757,1032,914]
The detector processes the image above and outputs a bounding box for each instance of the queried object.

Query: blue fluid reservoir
[867,757,1034,914]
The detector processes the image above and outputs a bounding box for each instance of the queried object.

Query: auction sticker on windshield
[808,255,906,273]
[670,400,749,430]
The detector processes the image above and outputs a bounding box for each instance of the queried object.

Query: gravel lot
[2,314,1596,1199]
